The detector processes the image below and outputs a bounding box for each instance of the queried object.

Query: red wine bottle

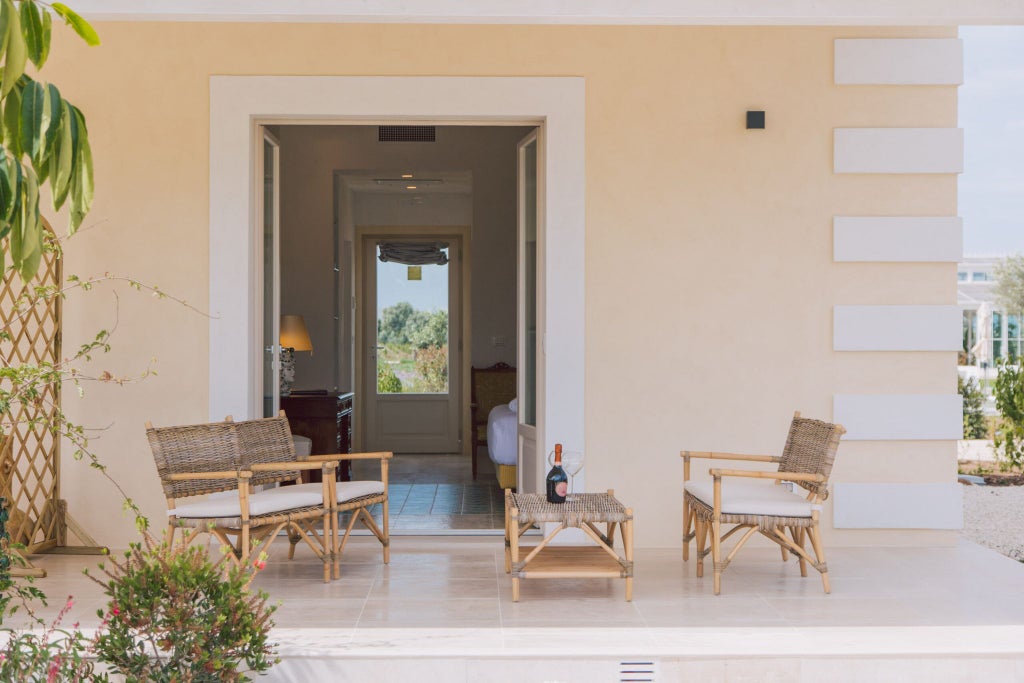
[546,443,568,504]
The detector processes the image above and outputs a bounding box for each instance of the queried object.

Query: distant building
[958,256,1021,365]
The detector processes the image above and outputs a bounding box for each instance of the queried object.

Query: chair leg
[471,432,478,480]
[287,530,301,560]
[807,523,830,594]
[695,516,707,578]
[682,495,691,562]
[711,517,722,595]
[793,527,808,577]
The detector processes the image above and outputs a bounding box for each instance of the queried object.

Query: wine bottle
[546,443,568,504]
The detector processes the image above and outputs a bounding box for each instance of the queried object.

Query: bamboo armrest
[167,471,249,481]
[682,451,781,463]
[306,452,392,461]
[250,461,338,472]
[709,468,826,483]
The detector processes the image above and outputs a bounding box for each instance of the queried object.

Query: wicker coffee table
[504,489,634,601]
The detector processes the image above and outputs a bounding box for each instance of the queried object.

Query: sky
[376,256,448,318]
[959,26,1024,257]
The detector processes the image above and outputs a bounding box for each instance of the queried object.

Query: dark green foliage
[993,360,1024,469]
[959,375,988,440]
[377,364,402,393]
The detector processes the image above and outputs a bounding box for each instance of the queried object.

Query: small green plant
[0,595,108,682]
[414,344,448,393]
[377,364,402,393]
[89,532,277,682]
[958,375,988,440]
[993,360,1024,470]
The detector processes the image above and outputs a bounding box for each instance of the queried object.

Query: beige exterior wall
[42,22,957,547]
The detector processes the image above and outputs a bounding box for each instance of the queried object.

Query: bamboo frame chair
[145,417,339,582]
[681,412,845,594]
[250,414,393,573]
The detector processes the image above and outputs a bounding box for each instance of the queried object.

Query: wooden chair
[681,412,845,594]
[146,417,339,582]
[469,362,516,480]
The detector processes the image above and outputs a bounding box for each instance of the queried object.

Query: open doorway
[274,125,534,532]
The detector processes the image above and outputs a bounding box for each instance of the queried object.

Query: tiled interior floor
[350,452,505,532]
[15,537,1024,680]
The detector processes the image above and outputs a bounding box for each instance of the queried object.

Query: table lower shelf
[514,546,628,579]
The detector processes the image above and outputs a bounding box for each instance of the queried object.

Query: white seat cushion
[170,487,323,519]
[685,479,820,517]
[268,480,385,504]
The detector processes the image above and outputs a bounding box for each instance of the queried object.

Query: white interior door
[517,130,541,493]
[362,236,462,453]
[257,128,281,418]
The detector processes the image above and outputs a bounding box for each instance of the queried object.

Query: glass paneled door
[362,236,462,453]
[517,130,541,493]
[258,128,281,418]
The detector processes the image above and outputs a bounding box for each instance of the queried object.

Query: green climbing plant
[0,0,98,282]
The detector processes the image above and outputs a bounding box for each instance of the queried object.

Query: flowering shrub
[0,596,107,682]
[89,533,277,682]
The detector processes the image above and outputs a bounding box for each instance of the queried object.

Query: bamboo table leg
[504,489,512,574]
[510,505,521,602]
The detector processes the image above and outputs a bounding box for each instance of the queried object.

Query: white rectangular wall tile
[833,483,963,529]
[833,216,963,262]
[834,128,963,174]
[835,39,963,85]
[833,394,963,440]
[834,305,961,351]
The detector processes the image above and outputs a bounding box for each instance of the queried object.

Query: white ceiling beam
[67,1,1024,26]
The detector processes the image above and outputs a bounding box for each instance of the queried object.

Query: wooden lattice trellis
[0,223,103,578]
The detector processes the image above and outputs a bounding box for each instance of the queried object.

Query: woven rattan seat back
[146,421,239,499]
[778,415,844,499]
[233,416,301,487]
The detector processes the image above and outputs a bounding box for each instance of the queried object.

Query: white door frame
[209,76,585,493]
[356,226,469,454]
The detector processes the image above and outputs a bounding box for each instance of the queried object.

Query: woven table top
[510,492,632,526]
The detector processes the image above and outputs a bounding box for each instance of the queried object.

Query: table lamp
[279,314,313,396]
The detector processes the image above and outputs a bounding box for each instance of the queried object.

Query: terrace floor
[18,536,1024,682]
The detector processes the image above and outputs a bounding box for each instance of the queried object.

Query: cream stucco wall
[40,22,957,547]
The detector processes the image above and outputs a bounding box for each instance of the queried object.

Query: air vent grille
[378,125,436,142]
[619,660,656,682]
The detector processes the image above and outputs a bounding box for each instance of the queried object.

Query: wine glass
[548,449,585,501]
[561,451,585,501]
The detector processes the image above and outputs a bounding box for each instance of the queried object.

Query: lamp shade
[280,314,313,352]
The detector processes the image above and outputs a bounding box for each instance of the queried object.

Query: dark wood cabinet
[280,391,354,482]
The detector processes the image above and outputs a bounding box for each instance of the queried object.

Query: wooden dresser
[280,391,354,482]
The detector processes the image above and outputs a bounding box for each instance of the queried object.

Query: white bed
[487,400,518,467]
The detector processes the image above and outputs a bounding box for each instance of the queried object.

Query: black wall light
[746,110,765,129]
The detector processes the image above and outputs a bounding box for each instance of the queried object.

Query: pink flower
[254,560,267,571]
[111,604,120,616]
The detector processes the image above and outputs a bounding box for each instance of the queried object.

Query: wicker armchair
[233,415,392,575]
[681,412,845,594]
[146,416,339,582]
[470,362,516,480]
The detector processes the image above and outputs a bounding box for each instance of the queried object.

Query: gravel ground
[961,485,1024,562]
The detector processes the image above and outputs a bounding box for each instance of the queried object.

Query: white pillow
[508,398,518,413]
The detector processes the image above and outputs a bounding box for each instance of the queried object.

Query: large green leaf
[8,159,23,269]
[19,79,44,162]
[41,82,60,160]
[50,98,72,210]
[38,6,50,67]
[0,152,13,221]
[69,106,91,231]
[20,0,46,68]
[51,3,99,46]
[2,84,21,157]
[0,0,11,76]
[1,0,26,98]
[18,166,41,280]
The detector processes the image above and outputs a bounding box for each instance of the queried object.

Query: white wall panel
[833,394,963,440]
[834,305,961,351]
[833,216,962,262]
[833,483,962,529]
[834,128,963,174]
[834,39,963,85]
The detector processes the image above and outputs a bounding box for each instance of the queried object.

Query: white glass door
[517,130,541,493]
[258,128,281,418]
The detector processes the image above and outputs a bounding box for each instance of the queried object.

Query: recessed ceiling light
[406,185,417,190]
[401,173,413,178]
